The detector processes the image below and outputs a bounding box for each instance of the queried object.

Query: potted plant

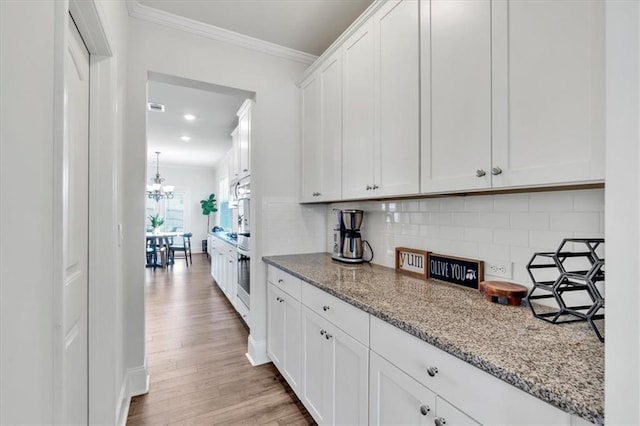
[148,213,165,235]
[200,193,218,234]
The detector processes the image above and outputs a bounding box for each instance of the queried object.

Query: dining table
[145,231,182,268]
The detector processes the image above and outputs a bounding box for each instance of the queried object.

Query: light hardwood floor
[127,253,314,425]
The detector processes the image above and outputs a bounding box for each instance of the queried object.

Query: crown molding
[126,0,318,65]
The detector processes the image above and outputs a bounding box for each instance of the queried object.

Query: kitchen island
[263,252,603,424]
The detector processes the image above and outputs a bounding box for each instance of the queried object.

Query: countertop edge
[262,255,603,425]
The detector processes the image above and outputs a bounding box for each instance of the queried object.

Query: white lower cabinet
[267,283,302,395]
[370,351,477,426]
[301,306,369,425]
[265,266,587,426]
[210,237,238,309]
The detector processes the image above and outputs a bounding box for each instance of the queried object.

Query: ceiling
[147,80,249,168]
[137,0,374,56]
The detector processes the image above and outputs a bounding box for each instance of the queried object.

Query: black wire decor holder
[526,238,605,342]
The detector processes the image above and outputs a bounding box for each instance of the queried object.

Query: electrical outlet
[486,261,512,279]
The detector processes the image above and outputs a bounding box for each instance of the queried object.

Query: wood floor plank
[127,254,314,425]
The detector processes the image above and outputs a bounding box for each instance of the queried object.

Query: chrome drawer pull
[322,305,330,311]
[427,366,438,377]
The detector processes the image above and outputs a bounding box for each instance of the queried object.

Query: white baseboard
[116,365,149,425]
[246,334,270,366]
[128,364,150,397]
[115,377,130,426]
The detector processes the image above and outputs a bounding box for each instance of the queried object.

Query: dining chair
[168,232,193,267]
[145,237,158,270]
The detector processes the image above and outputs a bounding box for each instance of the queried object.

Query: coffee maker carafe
[332,209,365,263]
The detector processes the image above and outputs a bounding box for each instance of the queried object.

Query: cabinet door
[491,0,605,187]
[373,0,420,197]
[436,397,479,426]
[332,324,369,425]
[370,352,436,426]
[237,101,252,178]
[282,290,302,395]
[342,20,375,199]
[229,127,239,180]
[301,307,333,424]
[318,50,343,202]
[421,0,492,193]
[267,284,285,369]
[300,73,321,203]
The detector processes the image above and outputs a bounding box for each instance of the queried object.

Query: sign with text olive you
[428,253,484,289]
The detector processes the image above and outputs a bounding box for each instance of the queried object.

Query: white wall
[0,0,130,424]
[124,16,326,374]
[0,3,57,423]
[605,1,640,423]
[147,164,217,251]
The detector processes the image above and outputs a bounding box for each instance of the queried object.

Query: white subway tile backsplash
[550,212,600,232]
[574,189,605,211]
[464,227,493,243]
[450,241,479,258]
[493,229,529,247]
[440,226,465,241]
[429,212,453,226]
[478,212,510,228]
[494,195,529,212]
[420,199,441,212]
[529,192,573,212]
[326,189,604,290]
[464,195,494,212]
[478,244,510,261]
[511,212,550,230]
[452,212,479,227]
[410,212,425,224]
[440,197,465,211]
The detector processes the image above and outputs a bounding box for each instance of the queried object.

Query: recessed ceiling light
[184,114,196,121]
[180,136,191,141]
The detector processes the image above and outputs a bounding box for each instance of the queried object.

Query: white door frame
[52,1,118,424]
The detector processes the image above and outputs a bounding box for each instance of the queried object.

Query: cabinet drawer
[370,316,570,425]
[267,265,302,300]
[301,281,369,346]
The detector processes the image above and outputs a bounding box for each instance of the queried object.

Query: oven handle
[237,246,250,257]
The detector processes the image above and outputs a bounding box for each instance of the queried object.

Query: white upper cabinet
[237,99,252,179]
[421,0,492,193]
[342,20,376,200]
[374,0,420,198]
[343,0,420,200]
[300,49,343,203]
[229,126,239,180]
[491,0,605,188]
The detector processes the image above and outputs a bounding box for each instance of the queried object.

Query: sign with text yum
[395,247,430,280]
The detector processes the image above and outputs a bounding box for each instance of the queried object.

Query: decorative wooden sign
[428,253,484,289]
[395,247,429,280]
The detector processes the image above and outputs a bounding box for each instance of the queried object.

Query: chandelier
[146,151,174,202]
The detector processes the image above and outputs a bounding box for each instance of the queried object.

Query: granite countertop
[262,253,604,424]
[210,231,237,246]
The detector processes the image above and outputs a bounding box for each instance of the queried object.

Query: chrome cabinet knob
[476,169,486,177]
[325,333,332,340]
[434,417,446,426]
[320,329,326,336]
[366,185,372,190]
[491,166,503,175]
[277,279,283,283]
[420,405,431,416]
[427,366,438,377]
[322,305,330,311]
[372,184,379,190]
[279,298,284,303]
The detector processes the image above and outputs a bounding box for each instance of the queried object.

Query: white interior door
[62,14,90,425]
